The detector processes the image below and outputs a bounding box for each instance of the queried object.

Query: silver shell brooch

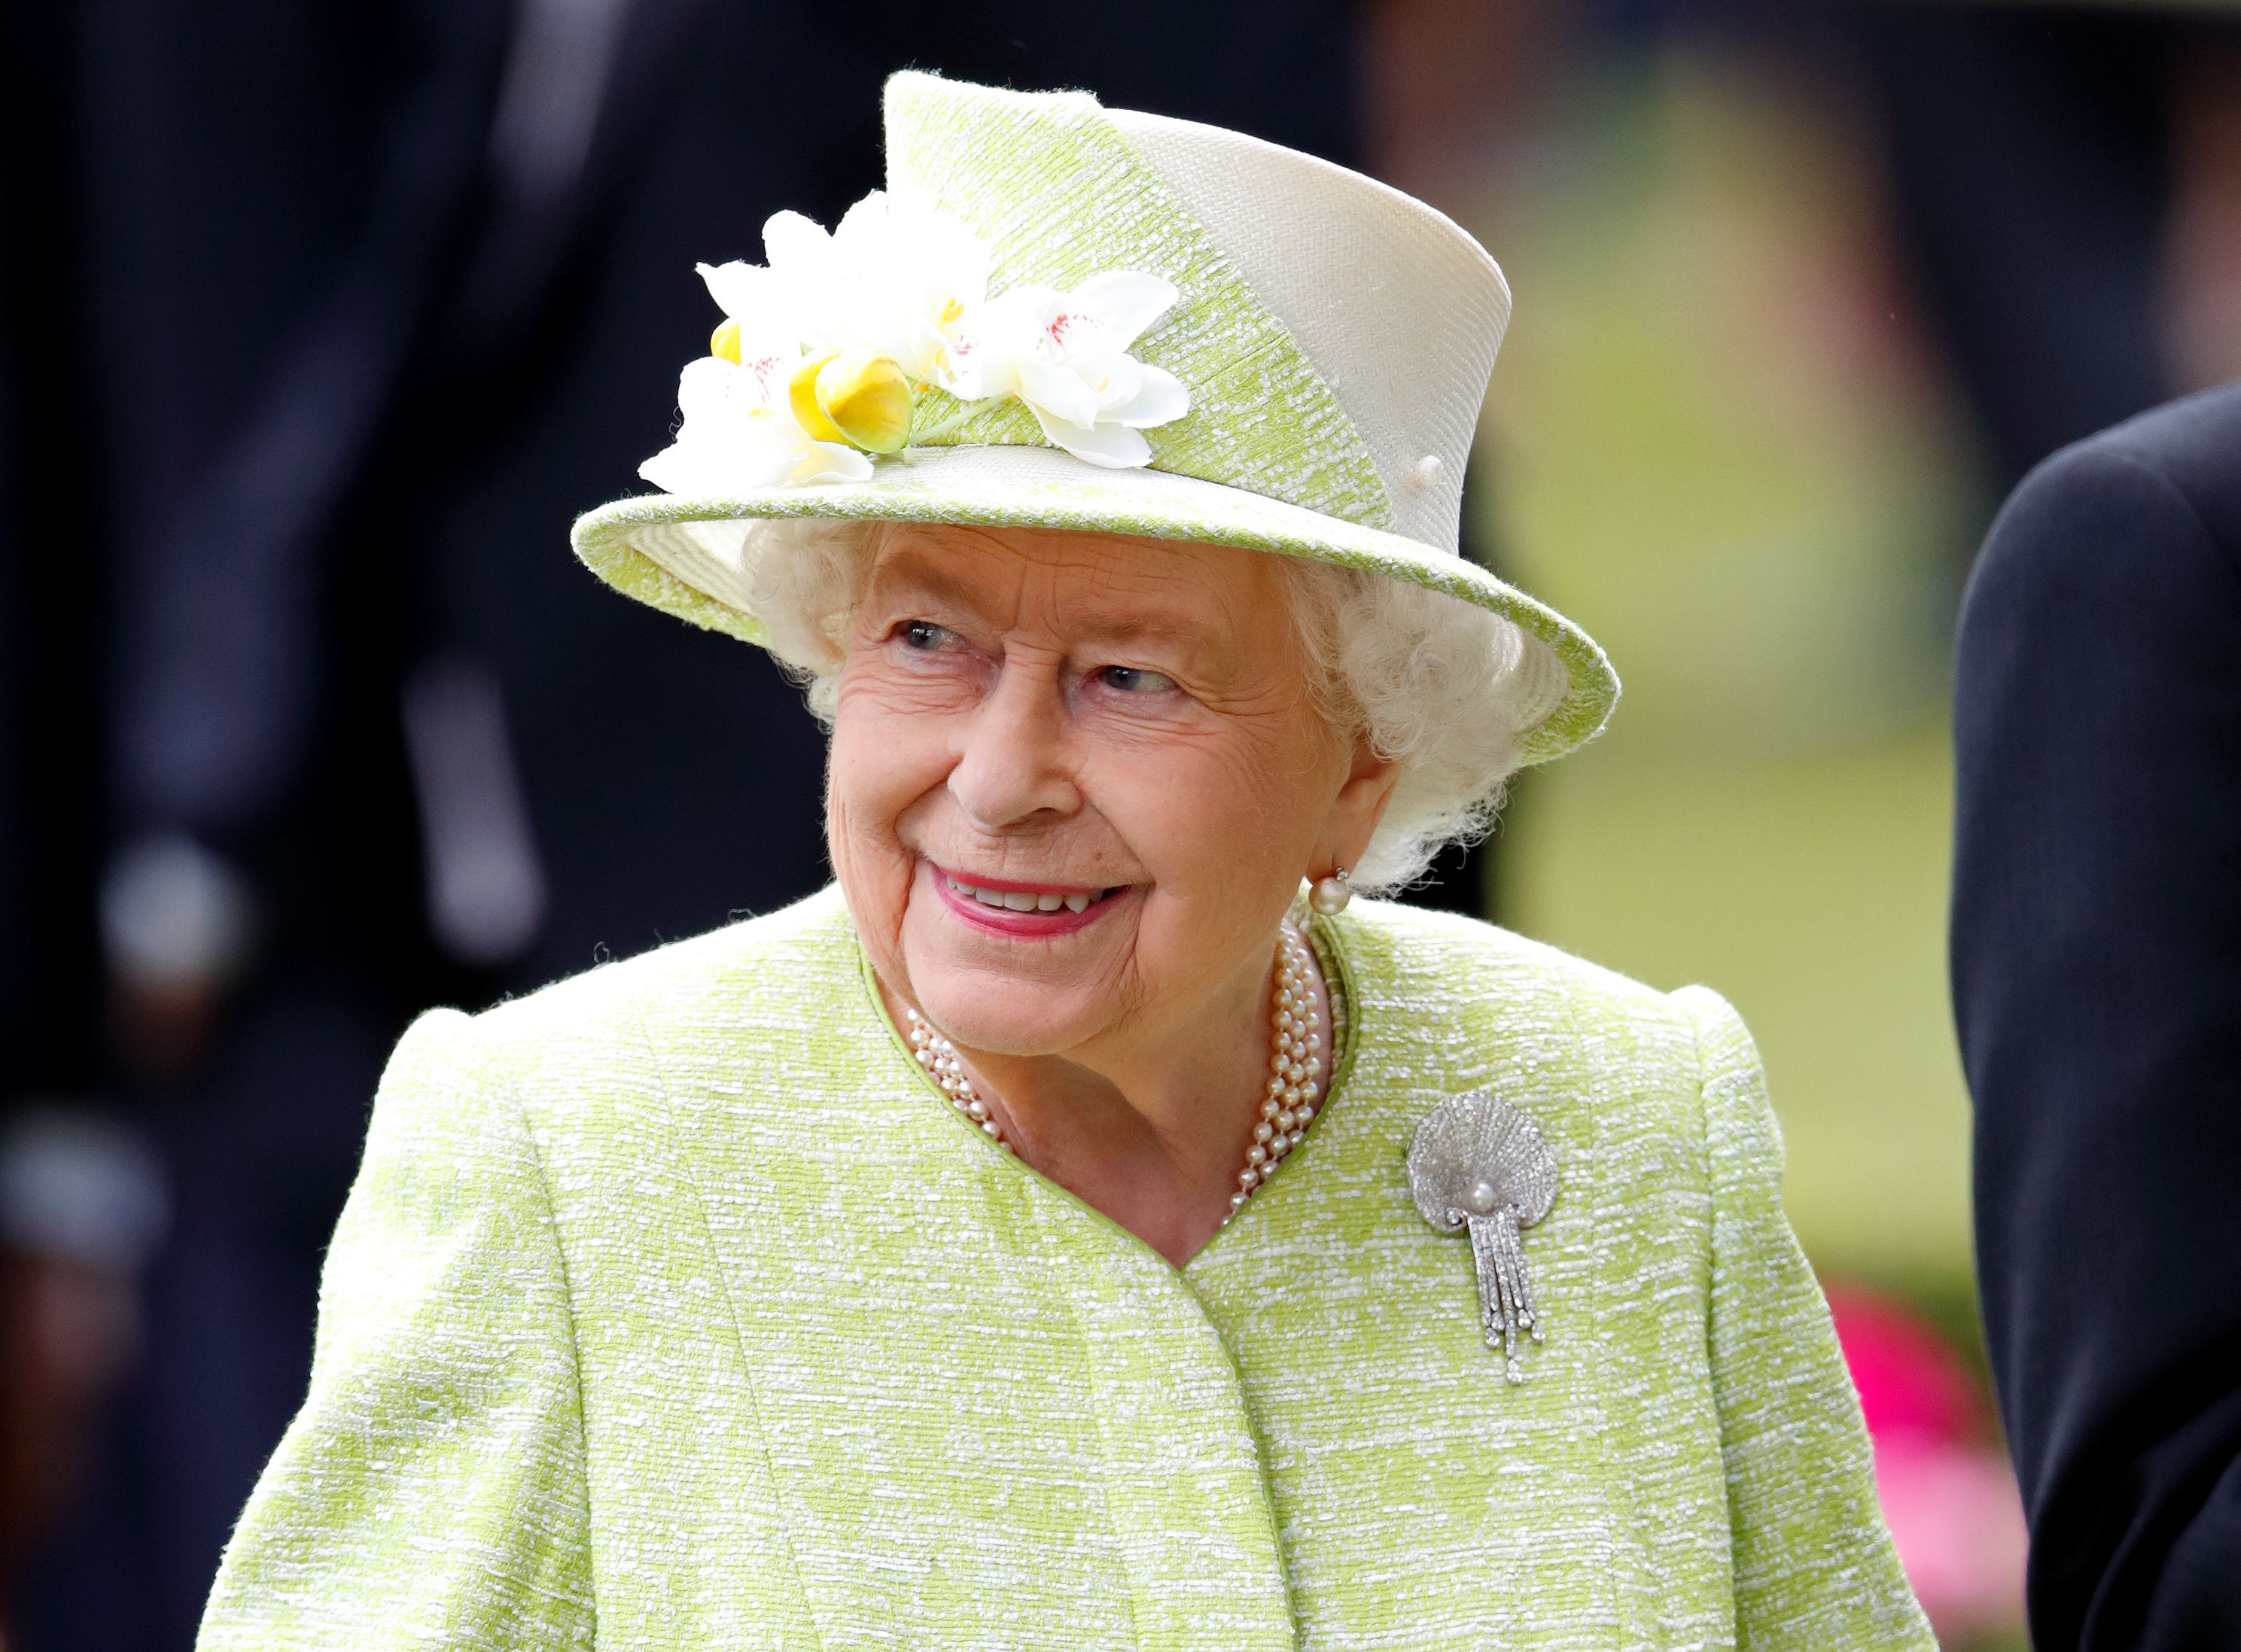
[1406,1089,1559,1383]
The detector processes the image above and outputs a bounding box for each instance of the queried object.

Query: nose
[946,654,1079,829]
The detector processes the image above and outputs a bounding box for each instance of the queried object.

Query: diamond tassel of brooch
[1407,1090,1559,1383]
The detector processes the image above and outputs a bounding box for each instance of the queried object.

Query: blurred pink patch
[1826,1286,2028,1644]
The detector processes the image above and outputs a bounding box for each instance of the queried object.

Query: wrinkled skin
[828,522,1395,1264]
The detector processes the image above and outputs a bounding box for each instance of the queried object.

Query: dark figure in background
[3,2,1361,1647]
[1856,4,2181,493]
[1951,382,2241,1650]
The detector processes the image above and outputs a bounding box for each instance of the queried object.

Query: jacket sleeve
[1673,986,1934,1652]
[196,1009,596,1650]
[1950,424,2241,1652]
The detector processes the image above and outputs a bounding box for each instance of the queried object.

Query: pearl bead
[907,921,1332,1226]
[1466,1178,1500,1214]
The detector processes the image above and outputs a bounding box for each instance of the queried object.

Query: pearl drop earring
[1309,866,1353,916]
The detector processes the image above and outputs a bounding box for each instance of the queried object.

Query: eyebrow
[870,547,1233,668]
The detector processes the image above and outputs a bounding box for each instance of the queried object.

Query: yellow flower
[787,351,848,443]
[710,319,742,363]
[818,349,914,453]
[788,348,913,454]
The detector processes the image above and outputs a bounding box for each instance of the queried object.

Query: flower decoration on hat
[942,272,1189,469]
[639,190,1190,495]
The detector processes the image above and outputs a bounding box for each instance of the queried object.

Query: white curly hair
[738,519,1570,892]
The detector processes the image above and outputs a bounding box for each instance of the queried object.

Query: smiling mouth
[940,872,1119,915]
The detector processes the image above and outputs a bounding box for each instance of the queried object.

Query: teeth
[944,874,1109,914]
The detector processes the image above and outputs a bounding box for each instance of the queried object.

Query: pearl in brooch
[901,921,1329,1223]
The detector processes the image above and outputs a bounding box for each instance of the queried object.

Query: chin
[904,939,1125,1057]
[910,982,1106,1058]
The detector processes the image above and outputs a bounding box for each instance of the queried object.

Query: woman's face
[828,523,1391,1060]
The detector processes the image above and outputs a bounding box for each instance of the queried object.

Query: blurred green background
[1469,50,1988,1319]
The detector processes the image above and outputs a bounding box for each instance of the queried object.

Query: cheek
[1092,716,1330,899]
[826,674,953,935]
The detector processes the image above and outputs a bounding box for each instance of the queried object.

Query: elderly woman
[200,74,1931,1651]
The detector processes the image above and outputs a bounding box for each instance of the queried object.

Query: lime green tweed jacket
[199,888,1932,1650]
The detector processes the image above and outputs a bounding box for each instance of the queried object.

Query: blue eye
[901,621,953,651]
[1099,665,1176,693]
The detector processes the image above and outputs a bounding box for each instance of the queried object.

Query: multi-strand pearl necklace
[903,920,1328,1218]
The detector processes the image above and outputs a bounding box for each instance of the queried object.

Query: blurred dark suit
[8,1,1361,1644]
[1951,382,2241,1652]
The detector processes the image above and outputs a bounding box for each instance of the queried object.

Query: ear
[1317,728,1400,878]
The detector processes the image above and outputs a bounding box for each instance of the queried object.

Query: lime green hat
[570,71,1617,764]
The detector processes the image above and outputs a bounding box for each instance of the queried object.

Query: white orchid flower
[762,190,991,384]
[944,271,1189,467]
[638,342,870,497]
[695,260,805,388]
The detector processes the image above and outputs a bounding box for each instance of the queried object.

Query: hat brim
[569,443,1616,765]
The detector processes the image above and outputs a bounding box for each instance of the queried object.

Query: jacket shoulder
[431,887,859,1108]
[1336,899,1727,1113]
[1333,901,1744,1203]
[1338,897,1686,1031]
[1980,382,2241,601]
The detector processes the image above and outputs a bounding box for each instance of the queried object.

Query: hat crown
[882,73,1510,555]
[1104,108,1509,552]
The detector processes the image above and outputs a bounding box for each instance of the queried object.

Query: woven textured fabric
[1108,107,1507,552]
[885,75,1393,532]
[199,890,1931,1650]
[571,71,1623,768]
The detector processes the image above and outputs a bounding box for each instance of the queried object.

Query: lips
[927,863,1125,937]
